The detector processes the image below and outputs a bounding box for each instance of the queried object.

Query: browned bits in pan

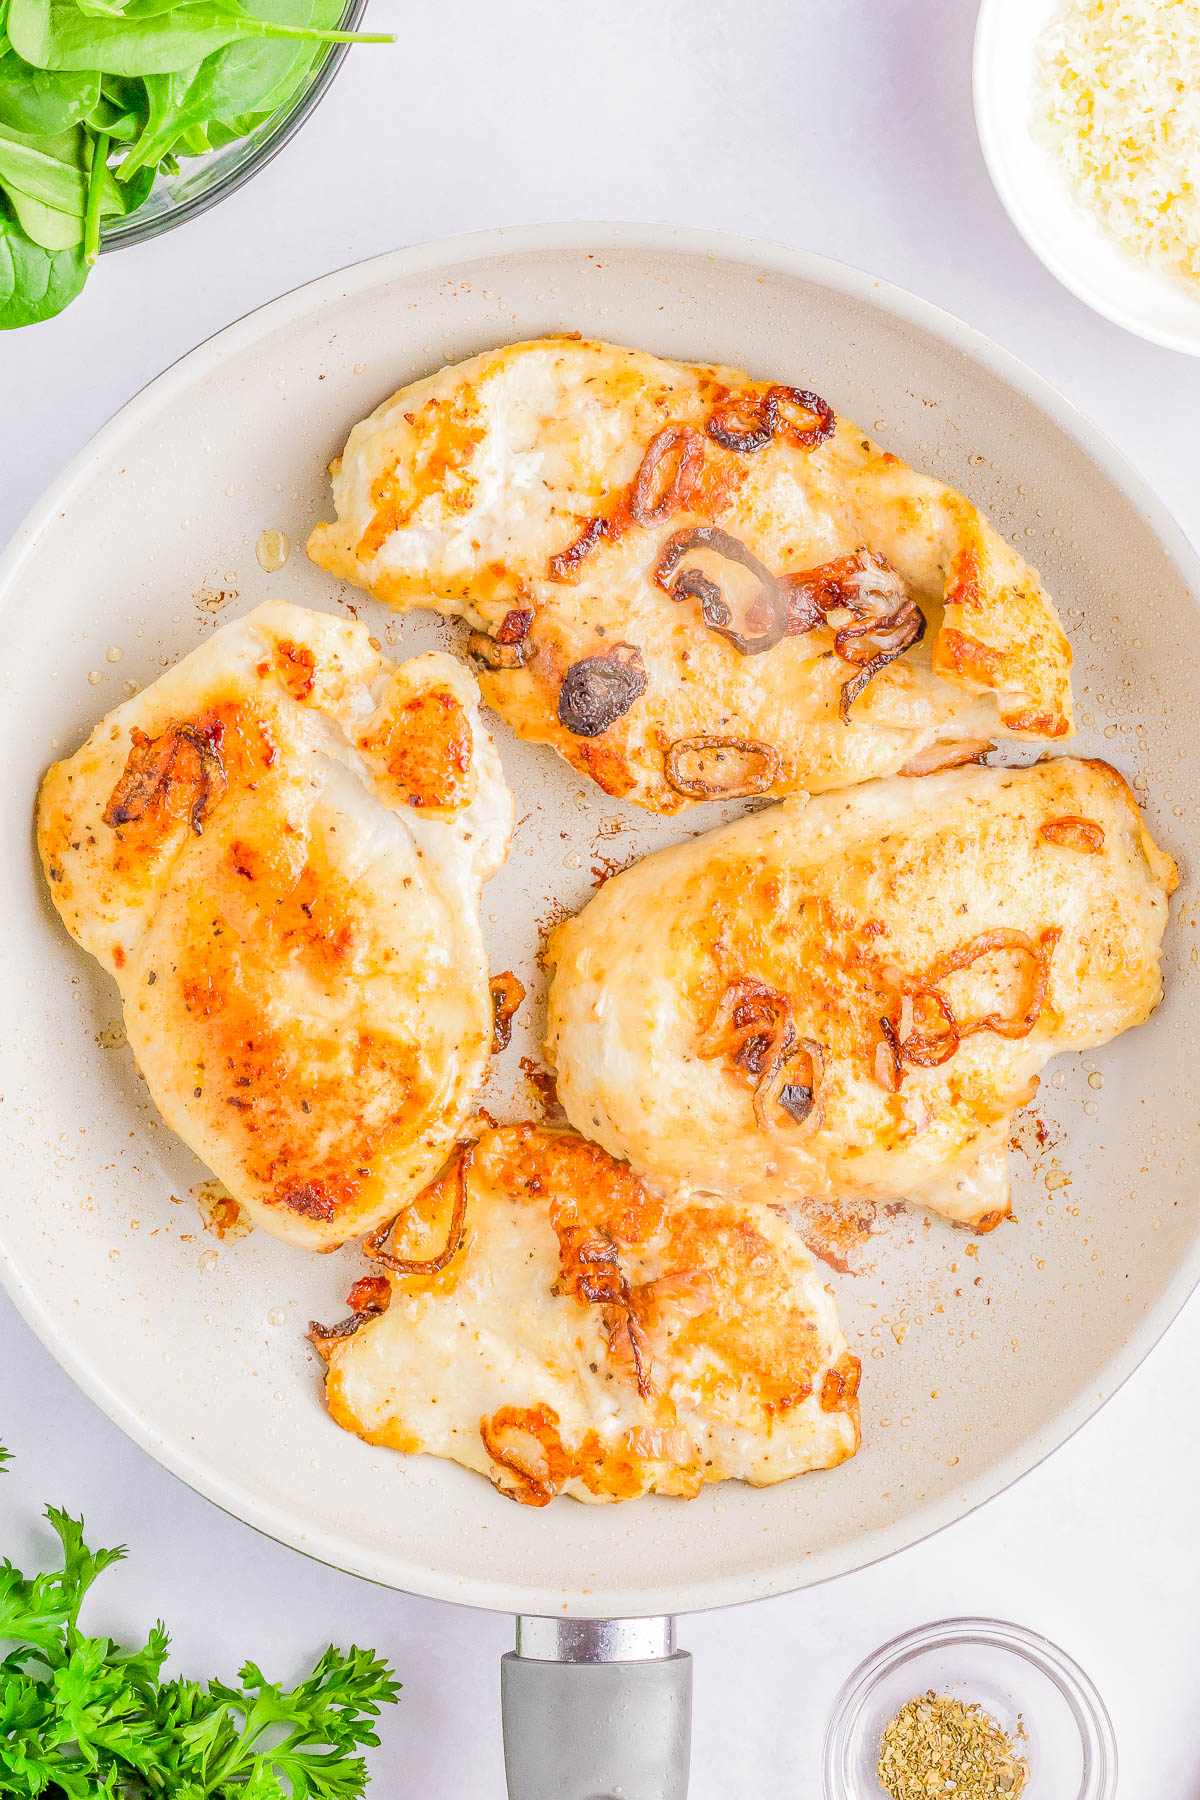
[557,643,647,737]
[664,735,780,799]
[819,1352,862,1415]
[489,971,526,1052]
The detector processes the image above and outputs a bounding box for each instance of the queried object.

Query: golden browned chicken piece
[312,1122,861,1504]
[37,601,513,1250]
[308,336,1074,813]
[545,760,1175,1229]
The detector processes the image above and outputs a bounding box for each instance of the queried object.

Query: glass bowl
[823,1617,1117,1800]
[100,0,368,252]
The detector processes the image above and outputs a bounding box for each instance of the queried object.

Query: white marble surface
[3,2,1199,1793]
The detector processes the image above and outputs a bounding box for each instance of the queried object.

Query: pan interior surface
[0,227,1196,1617]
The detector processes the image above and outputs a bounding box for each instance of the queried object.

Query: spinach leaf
[0,43,98,133]
[9,0,386,78]
[2,178,81,245]
[0,119,87,211]
[0,193,84,323]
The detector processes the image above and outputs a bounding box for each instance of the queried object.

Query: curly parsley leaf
[0,1448,399,1796]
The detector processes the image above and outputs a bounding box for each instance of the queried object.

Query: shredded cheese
[1034,0,1200,286]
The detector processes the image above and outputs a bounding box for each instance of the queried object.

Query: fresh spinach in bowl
[0,0,391,329]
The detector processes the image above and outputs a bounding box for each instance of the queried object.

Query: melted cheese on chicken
[37,601,514,1249]
[308,336,1074,813]
[314,1123,860,1503]
[545,760,1175,1228]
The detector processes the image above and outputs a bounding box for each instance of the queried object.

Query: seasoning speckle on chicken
[544,760,1176,1229]
[312,1122,860,1503]
[37,600,514,1250]
[307,336,1074,812]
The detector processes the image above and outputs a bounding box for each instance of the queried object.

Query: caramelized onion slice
[697,977,824,1132]
[925,926,1061,1041]
[896,987,960,1068]
[657,526,786,656]
[706,384,835,453]
[664,734,780,799]
[557,642,646,737]
[836,600,926,723]
[480,1403,571,1507]
[755,1037,825,1132]
[469,630,527,671]
[364,1143,474,1276]
[103,721,227,837]
[900,738,994,777]
[548,513,611,582]
[1039,816,1105,854]
[874,1017,904,1093]
[630,424,704,525]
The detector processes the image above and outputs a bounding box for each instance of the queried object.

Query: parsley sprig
[0,1446,399,1797]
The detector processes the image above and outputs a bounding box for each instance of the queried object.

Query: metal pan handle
[501,1615,692,1800]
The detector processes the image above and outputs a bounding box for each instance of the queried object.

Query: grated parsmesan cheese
[1034,0,1200,286]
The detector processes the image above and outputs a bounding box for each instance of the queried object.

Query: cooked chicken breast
[545,760,1176,1229]
[308,336,1074,813]
[312,1122,861,1504]
[37,601,513,1250]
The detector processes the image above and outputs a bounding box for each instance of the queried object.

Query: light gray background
[2,2,1198,1793]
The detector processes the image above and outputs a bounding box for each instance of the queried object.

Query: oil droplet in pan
[256,528,291,573]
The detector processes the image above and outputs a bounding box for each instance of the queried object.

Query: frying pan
[1,225,1196,1799]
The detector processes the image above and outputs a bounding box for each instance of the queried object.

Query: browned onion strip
[480,1403,571,1507]
[780,551,886,634]
[664,735,780,799]
[364,1143,474,1276]
[925,927,1060,1041]
[697,977,824,1132]
[836,600,926,723]
[875,1017,903,1092]
[706,384,835,454]
[872,926,1061,1092]
[496,607,533,645]
[469,630,527,671]
[897,987,960,1068]
[705,396,775,453]
[548,513,611,582]
[307,1310,373,1356]
[656,526,787,656]
[630,424,704,525]
[104,721,227,837]
[755,1037,825,1132]
[1039,816,1105,854]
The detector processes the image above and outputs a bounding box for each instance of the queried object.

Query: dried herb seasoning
[877,1689,1029,1799]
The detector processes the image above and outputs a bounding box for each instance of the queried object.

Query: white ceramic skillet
[1,225,1197,1798]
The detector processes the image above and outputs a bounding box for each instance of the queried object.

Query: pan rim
[2,219,1197,1619]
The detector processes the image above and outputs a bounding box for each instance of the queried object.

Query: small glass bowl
[100,0,368,252]
[823,1617,1117,1800]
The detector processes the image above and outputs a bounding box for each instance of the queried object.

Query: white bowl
[974,0,1200,354]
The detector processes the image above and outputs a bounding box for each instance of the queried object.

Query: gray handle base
[502,1649,693,1800]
